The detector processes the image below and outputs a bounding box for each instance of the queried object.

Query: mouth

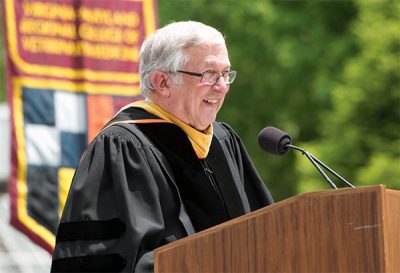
[203,98,219,105]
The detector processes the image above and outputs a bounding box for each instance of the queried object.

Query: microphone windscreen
[258,126,292,155]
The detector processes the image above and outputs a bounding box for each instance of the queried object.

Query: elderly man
[51,21,274,273]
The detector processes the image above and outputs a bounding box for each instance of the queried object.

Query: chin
[194,122,212,132]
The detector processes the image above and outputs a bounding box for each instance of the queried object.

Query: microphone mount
[285,144,355,189]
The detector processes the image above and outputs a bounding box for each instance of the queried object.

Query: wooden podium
[154,185,399,272]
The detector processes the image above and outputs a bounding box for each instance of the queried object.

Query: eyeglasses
[176,70,237,85]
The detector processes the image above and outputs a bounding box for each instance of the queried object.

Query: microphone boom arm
[308,153,355,188]
[286,144,355,189]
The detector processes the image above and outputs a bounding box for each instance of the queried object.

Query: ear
[150,71,171,97]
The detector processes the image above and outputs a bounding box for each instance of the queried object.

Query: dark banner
[3,0,157,253]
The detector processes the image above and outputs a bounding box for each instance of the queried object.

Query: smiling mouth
[203,99,218,104]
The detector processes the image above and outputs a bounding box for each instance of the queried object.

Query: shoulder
[101,124,143,144]
[92,106,162,148]
[213,121,240,141]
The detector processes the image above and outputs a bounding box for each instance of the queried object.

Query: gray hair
[139,21,226,97]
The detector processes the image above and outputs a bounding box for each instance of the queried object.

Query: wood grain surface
[154,185,399,273]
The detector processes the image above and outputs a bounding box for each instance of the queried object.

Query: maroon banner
[3,0,157,253]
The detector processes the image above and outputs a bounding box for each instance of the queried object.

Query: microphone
[257,127,291,155]
[258,126,355,189]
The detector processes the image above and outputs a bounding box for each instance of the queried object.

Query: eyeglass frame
[175,70,237,86]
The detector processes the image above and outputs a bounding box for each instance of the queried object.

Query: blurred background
[0,0,399,272]
[157,0,400,198]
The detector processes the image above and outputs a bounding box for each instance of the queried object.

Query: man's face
[166,44,231,131]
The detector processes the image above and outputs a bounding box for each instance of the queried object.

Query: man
[51,21,274,273]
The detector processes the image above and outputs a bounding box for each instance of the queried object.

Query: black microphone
[258,126,291,155]
[258,126,355,189]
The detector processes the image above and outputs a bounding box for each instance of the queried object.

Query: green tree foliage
[158,0,359,200]
[0,0,397,200]
[297,0,400,192]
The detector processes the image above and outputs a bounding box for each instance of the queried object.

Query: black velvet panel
[51,253,126,273]
[56,218,125,242]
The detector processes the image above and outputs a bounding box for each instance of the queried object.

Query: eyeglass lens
[201,71,236,85]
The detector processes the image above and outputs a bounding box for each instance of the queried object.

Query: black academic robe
[51,107,274,273]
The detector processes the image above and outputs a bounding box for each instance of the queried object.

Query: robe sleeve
[51,125,187,273]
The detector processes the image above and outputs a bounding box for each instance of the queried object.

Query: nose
[213,76,230,93]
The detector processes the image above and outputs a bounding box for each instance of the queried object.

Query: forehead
[185,44,230,69]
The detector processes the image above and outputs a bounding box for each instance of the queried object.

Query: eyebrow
[201,60,231,70]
